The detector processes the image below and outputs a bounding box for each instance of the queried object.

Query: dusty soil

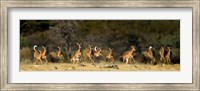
[20,61,180,71]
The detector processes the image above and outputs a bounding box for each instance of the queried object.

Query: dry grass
[20,61,180,71]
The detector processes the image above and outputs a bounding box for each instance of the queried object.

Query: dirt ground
[20,61,180,71]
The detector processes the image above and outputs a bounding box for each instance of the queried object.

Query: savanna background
[20,20,180,71]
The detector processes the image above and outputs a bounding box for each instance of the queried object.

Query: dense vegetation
[20,20,180,63]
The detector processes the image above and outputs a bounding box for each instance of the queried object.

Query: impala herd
[32,43,171,65]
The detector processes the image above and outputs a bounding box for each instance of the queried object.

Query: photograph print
[20,20,180,71]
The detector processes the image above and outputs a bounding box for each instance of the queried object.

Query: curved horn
[94,46,97,51]
[108,48,112,51]
[76,43,80,45]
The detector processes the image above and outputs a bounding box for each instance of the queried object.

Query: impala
[92,46,103,63]
[106,48,114,62]
[57,46,64,60]
[142,46,156,64]
[122,46,136,64]
[159,47,166,64]
[85,44,93,63]
[41,46,49,64]
[50,46,64,61]
[33,45,43,65]
[93,46,102,57]
[165,47,171,64]
[70,43,82,64]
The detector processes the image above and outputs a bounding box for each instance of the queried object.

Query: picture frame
[0,0,199,90]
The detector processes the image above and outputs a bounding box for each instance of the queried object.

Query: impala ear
[58,46,60,49]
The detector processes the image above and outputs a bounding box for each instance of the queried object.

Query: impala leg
[153,58,156,64]
[161,57,164,64]
[123,58,125,63]
[131,56,135,64]
[45,58,48,64]
[132,58,136,64]
[126,58,129,64]
[86,56,89,63]
[168,58,171,64]
[150,57,153,64]
[167,59,169,64]
[152,58,155,64]
[111,57,115,62]
[89,56,93,63]
[160,57,162,63]
[34,58,37,65]
[39,59,43,65]
[162,58,165,65]
[73,60,75,64]
[166,58,168,64]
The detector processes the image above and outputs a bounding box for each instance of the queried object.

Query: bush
[20,35,30,49]
[171,48,180,64]
[20,47,31,63]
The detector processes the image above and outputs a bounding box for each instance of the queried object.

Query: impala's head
[97,48,102,56]
[42,46,47,50]
[167,47,170,50]
[76,43,81,48]
[108,48,112,52]
[131,46,136,51]
[88,44,91,48]
[57,46,61,50]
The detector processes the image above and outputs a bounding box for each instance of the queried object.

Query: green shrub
[20,36,30,49]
